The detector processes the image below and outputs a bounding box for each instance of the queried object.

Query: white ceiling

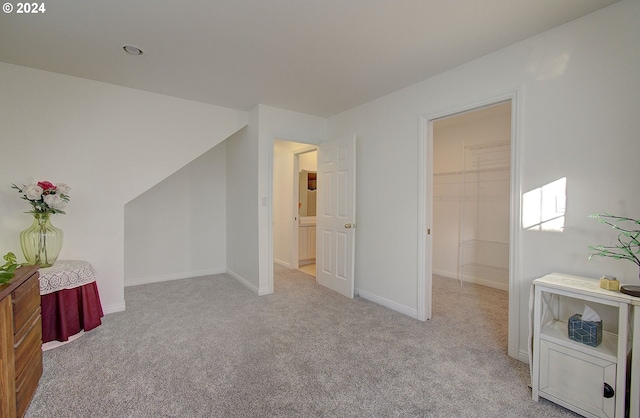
[0,0,620,117]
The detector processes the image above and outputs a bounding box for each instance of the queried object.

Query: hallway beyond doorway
[298,263,316,277]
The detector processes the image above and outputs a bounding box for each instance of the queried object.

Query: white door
[316,135,356,298]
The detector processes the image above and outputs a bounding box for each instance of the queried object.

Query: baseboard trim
[125,267,226,287]
[355,288,418,319]
[433,268,456,279]
[433,270,509,291]
[462,275,509,291]
[103,302,126,314]
[273,258,291,269]
[226,269,263,295]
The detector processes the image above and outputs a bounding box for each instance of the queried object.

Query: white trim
[226,268,264,295]
[102,303,126,314]
[460,275,509,291]
[292,144,318,155]
[432,268,456,279]
[356,288,418,319]
[291,151,300,270]
[265,131,275,295]
[508,89,524,360]
[124,267,226,287]
[418,88,523,359]
[417,115,432,321]
[273,258,292,269]
[518,349,530,364]
[434,270,510,291]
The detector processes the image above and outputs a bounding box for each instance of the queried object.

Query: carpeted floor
[24,266,579,417]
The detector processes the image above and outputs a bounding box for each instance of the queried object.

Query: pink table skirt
[40,281,104,343]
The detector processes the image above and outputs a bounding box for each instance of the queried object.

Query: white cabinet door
[539,339,616,418]
[298,226,308,261]
[309,226,316,259]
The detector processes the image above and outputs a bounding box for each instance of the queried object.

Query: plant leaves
[0,252,21,283]
[0,272,13,284]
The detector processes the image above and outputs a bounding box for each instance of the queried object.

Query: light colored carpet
[25,267,579,417]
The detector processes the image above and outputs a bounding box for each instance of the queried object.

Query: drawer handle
[603,383,614,399]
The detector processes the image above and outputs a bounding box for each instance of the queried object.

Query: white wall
[124,143,228,286]
[226,111,260,293]
[328,0,640,360]
[299,151,317,172]
[0,63,248,312]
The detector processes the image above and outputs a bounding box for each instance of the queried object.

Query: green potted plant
[589,213,640,297]
[0,252,21,284]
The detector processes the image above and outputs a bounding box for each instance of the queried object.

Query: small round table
[38,260,104,346]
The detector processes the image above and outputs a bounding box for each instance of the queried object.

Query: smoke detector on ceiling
[122,45,143,56]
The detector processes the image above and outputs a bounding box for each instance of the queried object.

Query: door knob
[345,224,352,229]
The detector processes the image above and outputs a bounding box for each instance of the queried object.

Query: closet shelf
[465,140,510,151]
[456,141,511,286]
[433,166,510,177]
[434,196,510,202]
[461,239,508,249]
[462,263,509,275]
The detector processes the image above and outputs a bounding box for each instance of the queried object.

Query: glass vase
[20,213,63,267]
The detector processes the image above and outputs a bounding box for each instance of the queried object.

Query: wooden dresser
[0,266,42,418]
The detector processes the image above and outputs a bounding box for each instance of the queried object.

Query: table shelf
[540,319,618,363]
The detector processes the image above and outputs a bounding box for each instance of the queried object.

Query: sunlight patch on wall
[528,53,571,81]
[522,177,566,232]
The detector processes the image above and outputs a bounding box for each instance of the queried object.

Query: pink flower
[37,181,56,191]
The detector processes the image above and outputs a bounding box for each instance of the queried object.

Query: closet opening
[433,101,511,292]
[419,95,521,359]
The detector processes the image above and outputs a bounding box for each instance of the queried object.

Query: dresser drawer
[14,314,41,380]
[14,307,40,348]
[15,342,42,418]
[12,274,40,334]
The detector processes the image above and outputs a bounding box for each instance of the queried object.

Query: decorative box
[599,276,620,291]
[568,314,602,347]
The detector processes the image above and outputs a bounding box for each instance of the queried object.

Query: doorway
[272,139,318,277]
[418,91,522,359]
[296,150,318,277]
[432,102,511,291]
[272,135,357,299]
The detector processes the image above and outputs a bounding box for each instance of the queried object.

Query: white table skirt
[38,260,97,295]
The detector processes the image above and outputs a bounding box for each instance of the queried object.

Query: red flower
[37,181,56,191]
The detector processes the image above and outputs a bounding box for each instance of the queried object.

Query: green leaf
[0,252,21,283]
[0,272,13,284]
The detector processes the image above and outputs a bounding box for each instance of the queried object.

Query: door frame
[268,133,321,295]
[417,89,522,360]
